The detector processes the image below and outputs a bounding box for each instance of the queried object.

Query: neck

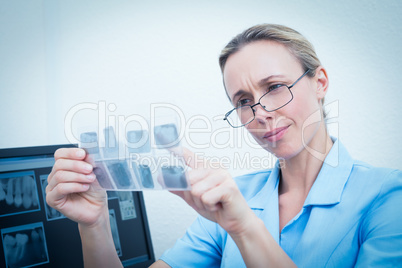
[278,122,333,196]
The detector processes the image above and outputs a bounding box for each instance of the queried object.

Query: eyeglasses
[223,69,310,128]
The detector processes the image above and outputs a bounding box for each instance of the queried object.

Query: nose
[253,103,273,125]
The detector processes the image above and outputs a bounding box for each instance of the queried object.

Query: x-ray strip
[93,161,116,189]
[132,164,154,189]
[80,132,99,155]
[138,165,154,189]
[127,130,151,154]
[79,115,190,191]
[1,222,49,268]
[105,160,135,189]
[93,160,138,190]
[103,126,119,159]
[161,166,188,189]
[40,175,66,221]
[0,171,40,218]
[154,123,180,149]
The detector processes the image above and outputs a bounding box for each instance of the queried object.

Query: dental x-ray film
[79,115,190,191]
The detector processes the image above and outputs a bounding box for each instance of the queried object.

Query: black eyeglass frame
[223,69,311,128]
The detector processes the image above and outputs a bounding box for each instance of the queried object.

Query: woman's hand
[46,148,108,228]
[171,148,257,236]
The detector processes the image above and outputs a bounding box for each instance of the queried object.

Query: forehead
[223,40,302,94]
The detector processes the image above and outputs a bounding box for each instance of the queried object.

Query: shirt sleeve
[159,216,224,268]
[355,169,402,267]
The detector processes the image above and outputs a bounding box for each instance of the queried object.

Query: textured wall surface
[1,0,401,260]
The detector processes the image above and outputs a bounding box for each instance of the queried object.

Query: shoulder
[347,161,402,233]
[349,160,402,189]
[351,159,399,176]
[345,160,402,208]
[331,138,401,188]
[354,165,402,265]
[233,169,273,201]
[357,163,402,207]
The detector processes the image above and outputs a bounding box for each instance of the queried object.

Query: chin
[270,148,298,161]
[258,139,300,161]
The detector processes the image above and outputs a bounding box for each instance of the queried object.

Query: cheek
[245,123,265,140]
[287,96,323,147]
[289,91,321,125]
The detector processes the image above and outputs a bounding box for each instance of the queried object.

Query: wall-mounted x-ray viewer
[0,144,155,267]
[79,115,191,191]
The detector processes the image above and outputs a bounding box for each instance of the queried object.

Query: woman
[46,24,402,267]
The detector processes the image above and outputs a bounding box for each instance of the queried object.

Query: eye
[267,84,285,92]
[237,98,251,107]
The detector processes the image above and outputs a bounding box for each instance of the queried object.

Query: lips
[263,125,290,142]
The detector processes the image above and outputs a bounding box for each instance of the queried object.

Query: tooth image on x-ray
[93,162,115,190]
[2,223,49,268]
[101,127,134,189]
[103,126,118,158]
[80,132,99,155]
[161,166,187,189]
[105,160,134,189]
[0,172,40,217]
[127,130,151,153]
[154,124,180,148]
[138,165,154,189]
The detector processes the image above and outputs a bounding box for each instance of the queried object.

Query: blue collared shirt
[160,139,402,267]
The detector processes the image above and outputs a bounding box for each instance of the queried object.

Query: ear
[315,66,329,101]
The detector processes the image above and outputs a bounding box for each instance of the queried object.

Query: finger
[164,147,195,168]
[201,180,238,211]
[191,192,208,212]
[52,159,93,175]
[84,153,96,166]
[54,148,86,161]
[169,190,185,199]
[190,172,225,211]
[182,148,225,170]
[180,148,205,169]
[200,184,228,211]
[190,170,225,197]
[187,169,210,185]
[47,170,96,192]
[170,190,200,211]
[46,182,90,207]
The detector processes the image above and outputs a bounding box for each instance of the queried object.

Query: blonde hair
[219,24,321,77]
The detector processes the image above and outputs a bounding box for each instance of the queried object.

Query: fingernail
[76,150,85,158]
[84,164,92,172]
[82,184,89,190]
[86,174,96,181]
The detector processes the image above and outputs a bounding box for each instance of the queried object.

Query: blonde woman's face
[223,40,325,159]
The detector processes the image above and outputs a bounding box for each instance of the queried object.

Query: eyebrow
[257,74,286,87]
[230,74,286,102]
[230,90,249,103]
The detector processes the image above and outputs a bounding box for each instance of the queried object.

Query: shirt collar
[247,137,354,209]
[248,162,280,210]
[303,137,354,207]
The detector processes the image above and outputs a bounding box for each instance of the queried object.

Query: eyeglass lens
[226,85,292,127]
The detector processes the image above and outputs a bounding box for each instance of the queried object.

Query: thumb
[172,147,224,170]
[169,147,203,170]
[181,148,197,169]
[181,147,208,170]
[183,147,226,171]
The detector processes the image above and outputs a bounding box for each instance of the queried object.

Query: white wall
[1,0,401,260]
